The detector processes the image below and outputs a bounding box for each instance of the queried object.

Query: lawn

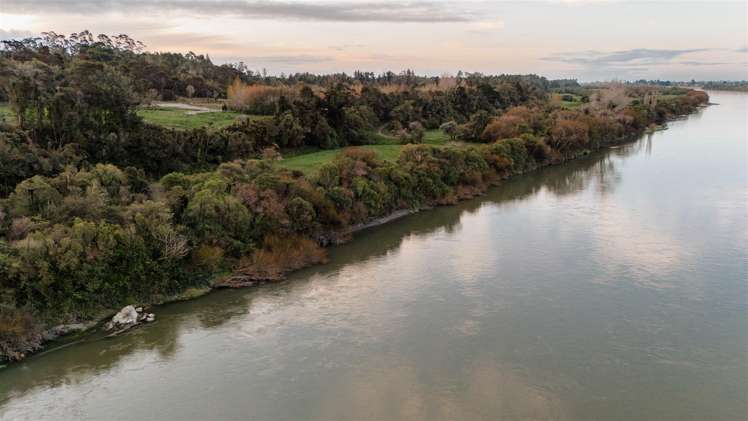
[561,99,583,109]
[424,129,451,144]
[0,103,246,130]
[137,107,246,130]
[277,145,404,175]
[0,103,15,125]
[277,129,454,175]
[558,94,583,109]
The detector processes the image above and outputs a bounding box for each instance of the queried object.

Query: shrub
[227,79,299,114]
[216,234,327,287]
[0,308,43,361]
[192,244,225,271]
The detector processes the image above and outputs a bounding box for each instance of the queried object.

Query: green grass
[556,93,584,110]
[560,100,582,109]
[424,129,450,144]
[0,103,245,129]
[366,130,400,145]
[368,129,451,145]
[277,129,455,175]
[277,145,403,175]
[0,103,15,125]
[137,107,246,130]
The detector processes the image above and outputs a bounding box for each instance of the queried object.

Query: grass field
[0,103,15,125]
[277,145,403,175]
[561,99,582,109]
[137,107,246,130]
[424,129,451,144]
[556,94,584,109]
[277,129,453,175]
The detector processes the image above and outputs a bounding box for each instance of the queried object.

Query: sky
[1,0,747,81]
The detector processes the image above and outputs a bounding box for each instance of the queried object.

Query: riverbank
[4,90,746,421]
[0,89,710,364]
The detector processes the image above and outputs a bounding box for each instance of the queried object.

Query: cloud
[146,32,244,51]
[542,48,712,67]
[0,29,35,40]
[249,55,333,65]
[329,44,367,52]
[2,0,474,23]
[676,61,731,66]
[470,18,505,31]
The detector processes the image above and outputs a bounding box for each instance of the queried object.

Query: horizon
[2,0,747,82]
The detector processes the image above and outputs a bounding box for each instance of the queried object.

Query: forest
[0,32,709,361]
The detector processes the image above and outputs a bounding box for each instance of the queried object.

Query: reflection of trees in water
[0,141,634,400]
[0,315,182,401]
[0,284,271,401]
[307,145,626,277]
[535,146,631,197]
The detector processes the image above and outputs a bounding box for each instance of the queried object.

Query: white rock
[106,305,139,330]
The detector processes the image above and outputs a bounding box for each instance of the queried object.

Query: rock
[105,305,139,331]
[104,305,157,336]
[43,323,88,341]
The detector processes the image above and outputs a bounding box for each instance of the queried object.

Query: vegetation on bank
[0,31,710,362]
[699,81,748,92]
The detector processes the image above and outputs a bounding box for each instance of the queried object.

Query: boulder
[105,305,139,331]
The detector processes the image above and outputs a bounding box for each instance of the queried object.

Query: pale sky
[1,0,747,81]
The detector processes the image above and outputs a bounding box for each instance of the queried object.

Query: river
[1,91,746,420]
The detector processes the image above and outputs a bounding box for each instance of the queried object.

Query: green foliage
[6,218,190,317]
[0,103,14,125]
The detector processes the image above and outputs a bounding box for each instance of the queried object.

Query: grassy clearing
[560,94,583,109]
[0,103,15,125]
[137,107,246,130]
[561,100,582,109]
[278,129,454,175]
[424,129,450,144]
[278,130,449,175]
[277,145,403,175]
[366,130,400,145]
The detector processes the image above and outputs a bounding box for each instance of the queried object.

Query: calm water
[1,91,747,421]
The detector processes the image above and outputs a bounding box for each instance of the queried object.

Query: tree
[548,118,589,153]
[440,121,459,141]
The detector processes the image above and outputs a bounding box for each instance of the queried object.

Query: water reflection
[315,356,571,421]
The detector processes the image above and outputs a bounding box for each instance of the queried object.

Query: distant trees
[0,56,139,150]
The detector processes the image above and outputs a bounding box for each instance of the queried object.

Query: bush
[227,79,299,114]
[216,234,327,286]
[0,308,43,362]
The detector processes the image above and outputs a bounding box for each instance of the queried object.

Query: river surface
[1,91,747,421]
